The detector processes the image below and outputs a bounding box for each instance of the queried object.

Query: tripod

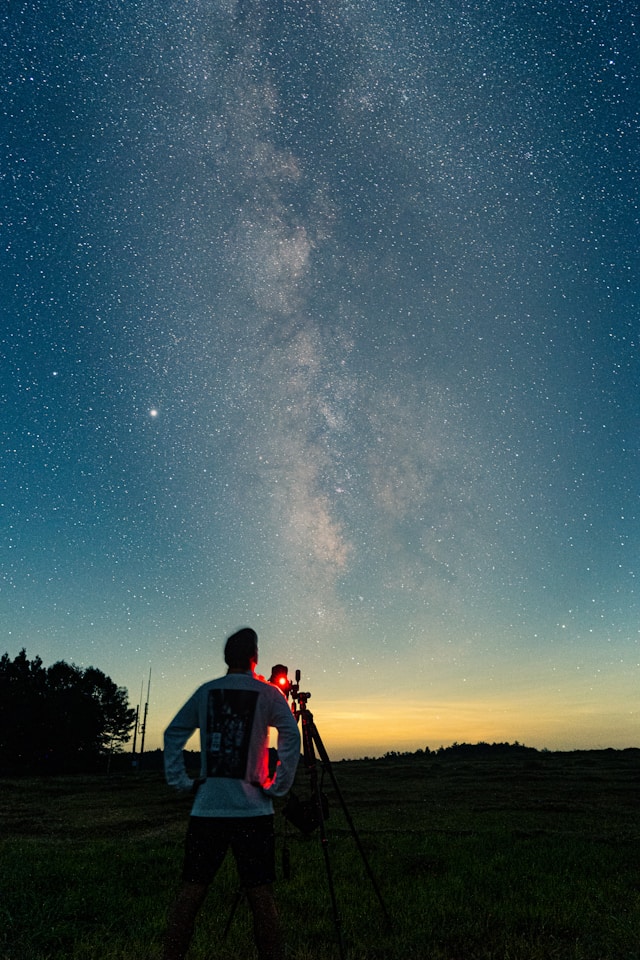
[289,684,393,960]
[223,673,393,958]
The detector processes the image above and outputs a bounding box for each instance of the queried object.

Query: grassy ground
[1,750,639,959]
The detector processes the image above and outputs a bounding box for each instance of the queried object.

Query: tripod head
[268,665,311,719]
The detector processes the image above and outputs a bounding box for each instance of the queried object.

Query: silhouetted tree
[0,650,136,773]
[0,650,47,770]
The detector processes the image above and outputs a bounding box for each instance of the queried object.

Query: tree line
[0,649,136,774]
[379,741,539,760]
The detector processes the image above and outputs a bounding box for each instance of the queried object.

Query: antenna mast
[138,668,152,770]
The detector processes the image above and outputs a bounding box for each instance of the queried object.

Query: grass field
[1,750,639,960]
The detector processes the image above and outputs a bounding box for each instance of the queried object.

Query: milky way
[2,0,637,754]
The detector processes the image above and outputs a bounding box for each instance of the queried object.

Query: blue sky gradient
[2,0,637,756]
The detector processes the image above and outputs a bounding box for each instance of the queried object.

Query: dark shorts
[182,815,276,888]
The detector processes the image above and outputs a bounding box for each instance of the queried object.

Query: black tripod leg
[310,722,393,931]
[301,711,347,960]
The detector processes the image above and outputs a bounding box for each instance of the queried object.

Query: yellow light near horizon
[307,692,638,757]
[140,670,638,759]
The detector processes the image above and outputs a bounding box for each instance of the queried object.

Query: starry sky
[2,0,638,758]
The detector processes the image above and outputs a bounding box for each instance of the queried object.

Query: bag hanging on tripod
[282,789,330,835]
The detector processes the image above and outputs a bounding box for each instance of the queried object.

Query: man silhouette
[163,628,300,960]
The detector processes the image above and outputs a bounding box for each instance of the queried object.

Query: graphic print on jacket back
[206,689,259,778]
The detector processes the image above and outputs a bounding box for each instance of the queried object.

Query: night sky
[2,0,638,757]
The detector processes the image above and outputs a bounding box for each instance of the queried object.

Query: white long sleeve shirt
[164,670,300,818]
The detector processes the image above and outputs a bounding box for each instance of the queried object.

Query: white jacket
[164,670,300,817]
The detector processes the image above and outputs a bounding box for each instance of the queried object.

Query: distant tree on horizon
[381,741,539,761]
[0,649,136,773]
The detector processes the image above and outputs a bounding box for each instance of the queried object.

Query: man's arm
[163,693,199,793]
[263,694,300,798]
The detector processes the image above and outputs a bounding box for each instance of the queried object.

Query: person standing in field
[162,627,300,960]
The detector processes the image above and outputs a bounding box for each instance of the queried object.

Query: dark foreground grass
[1,751,639,960]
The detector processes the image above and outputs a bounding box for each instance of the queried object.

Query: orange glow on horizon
[142,686,637,759]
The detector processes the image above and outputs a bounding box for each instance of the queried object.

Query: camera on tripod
[267,665,325,833]
[268,665,310,716]
[265,662,391,954]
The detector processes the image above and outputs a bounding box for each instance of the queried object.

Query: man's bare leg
[245,883,283,960]
[162,882,208,960]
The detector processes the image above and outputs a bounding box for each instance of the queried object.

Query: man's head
[224,627,258,671]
